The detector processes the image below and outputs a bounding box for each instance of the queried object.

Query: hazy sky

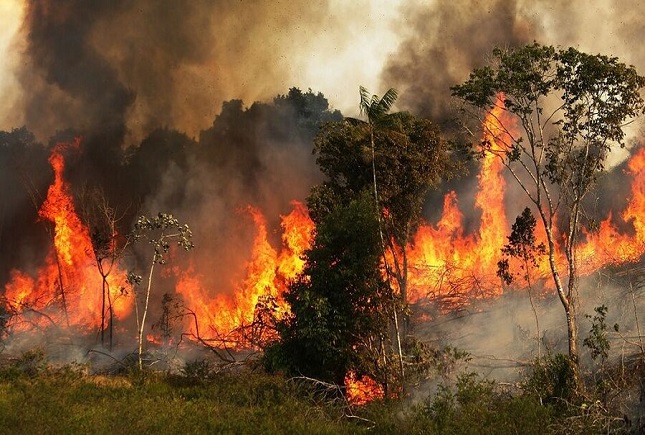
[1,0,643,149]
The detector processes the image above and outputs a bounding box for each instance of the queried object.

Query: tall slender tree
[128,213,194,371]
[452,43,645,383]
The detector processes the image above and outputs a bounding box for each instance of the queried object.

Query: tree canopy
[265,194,390,385]
[310,99,450,304]
[452,43,645,377]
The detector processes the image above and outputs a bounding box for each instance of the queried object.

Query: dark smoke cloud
[20,0,133,143]
[382,0,532,124]
[16,0,334,145]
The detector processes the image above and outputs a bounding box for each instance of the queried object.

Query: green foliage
[583,305,611,363]
[0,369,361,435]
[312,109,448,246]
[0,348,48,379]
[419,372,553,434]
[265,194,390,385]
[0,362,637,434]
[180,359,215,382]
[358,86,399,126]
[129,213,194,265]
[273,87,344,135]
[151,292,184,344]
[523,354,579,409]
[452,42,645,200]
[497,207,546,285]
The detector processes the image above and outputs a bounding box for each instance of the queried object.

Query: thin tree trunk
[138,260,155,371]
[393,307,405,384]
[100,270,107,346]
[525,265,541,360]
[539,209,580,385]
[53,251,70,327]
[370,128,405,388]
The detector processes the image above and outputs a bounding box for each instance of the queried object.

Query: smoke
[381,0,531,125]
[2,0,406,145]
[416,268,645,388]
[383,0,645,164]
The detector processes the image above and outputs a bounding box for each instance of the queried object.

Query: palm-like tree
[356,86,399,215]
[351,86,405,382]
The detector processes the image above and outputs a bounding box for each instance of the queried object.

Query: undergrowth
[0,350,641,434]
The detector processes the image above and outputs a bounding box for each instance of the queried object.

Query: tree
[497,207,546,359]
[309,88,451,387]
[265,194,394,390]
[127,213,194,371]
[452,43,645,381]
[314,87,450,306]
[78,186,130,350]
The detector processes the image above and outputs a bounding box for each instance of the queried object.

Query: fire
[4,96,645,368]
[404,99,515,306]
[576,147,645,272]
[344,370,385,405]
[174,201,314,346]
[401,97,645,309]
[4,140,131,332]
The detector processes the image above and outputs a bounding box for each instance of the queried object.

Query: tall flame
[404,100,514,306]
[175,201,314,346]
[4,140,131,331]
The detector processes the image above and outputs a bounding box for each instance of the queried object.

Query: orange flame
[174,201,314,346]
[344,370,385,405]
[576,147,645,271]
[404,99,514,306]
[4,140,131,331]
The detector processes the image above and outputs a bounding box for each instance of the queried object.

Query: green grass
[0,369,362,435]
[0,358,632,435]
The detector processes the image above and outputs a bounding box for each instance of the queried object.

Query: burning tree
[265,194,394,392]
[78,187,130,350]
[310,87,451,317]
[267,87,452,396]
[128,213,194,371]
[452,43,645,382]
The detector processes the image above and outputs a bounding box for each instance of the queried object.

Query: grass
[0,352,636,434]
[0,365,361,434]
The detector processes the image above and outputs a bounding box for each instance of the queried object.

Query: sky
[0,0,643,154]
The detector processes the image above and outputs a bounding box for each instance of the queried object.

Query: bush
[419,372,553,434]
[523,354,578,410]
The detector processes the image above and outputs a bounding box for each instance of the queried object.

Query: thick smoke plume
[385,1,645,151]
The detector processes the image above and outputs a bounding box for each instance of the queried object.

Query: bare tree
[78,186,130,350]
[128,213,194,371]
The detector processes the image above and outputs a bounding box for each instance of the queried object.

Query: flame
[576,147,645,272]
[403,98,645,309]
[404,99,514,306]
[4,140,131,331]
[344,370,385,405]
[174,201,314,346]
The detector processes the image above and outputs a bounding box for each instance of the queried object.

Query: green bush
[523,354,578,410]
[420,372,553,434]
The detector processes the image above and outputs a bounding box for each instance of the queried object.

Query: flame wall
[0,0,644,356]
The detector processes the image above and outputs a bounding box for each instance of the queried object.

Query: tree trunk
[540,211,581,386]
[565,302,579,365]
[138,260,156,371]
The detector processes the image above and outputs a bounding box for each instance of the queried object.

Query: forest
[2,1,645,433]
